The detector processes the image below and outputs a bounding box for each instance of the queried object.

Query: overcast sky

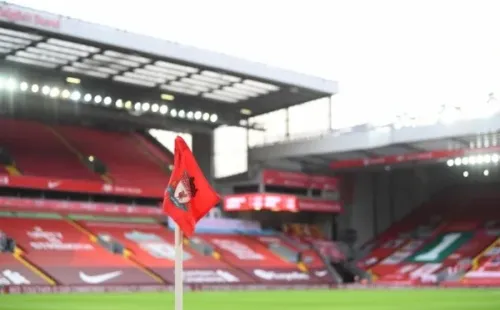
[9,0,500,127]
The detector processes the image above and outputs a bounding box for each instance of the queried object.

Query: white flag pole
[174,224,183,310]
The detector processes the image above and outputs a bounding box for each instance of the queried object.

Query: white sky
[9,0,500,127]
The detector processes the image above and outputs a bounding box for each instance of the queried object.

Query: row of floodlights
[446,154,499,167]
[462,170,490,177]
[0,78,218,123]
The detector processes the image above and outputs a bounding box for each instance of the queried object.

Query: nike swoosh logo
[315,271,328,277]
[47,181,61,189]
[79,271,123,284]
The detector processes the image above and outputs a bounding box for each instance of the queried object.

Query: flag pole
[174,224,183,310]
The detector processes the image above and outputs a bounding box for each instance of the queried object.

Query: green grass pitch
[2,289,500,310]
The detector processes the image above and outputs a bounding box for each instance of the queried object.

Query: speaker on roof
[0,147,13,166]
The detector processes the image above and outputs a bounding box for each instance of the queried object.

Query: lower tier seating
[359,185,500,285]
[0,213,336,286]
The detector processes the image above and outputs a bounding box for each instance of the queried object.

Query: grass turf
[2,289,500,310]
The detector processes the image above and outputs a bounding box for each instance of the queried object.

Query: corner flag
[162,136,220,310]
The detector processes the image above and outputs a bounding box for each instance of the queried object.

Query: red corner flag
[162,136,219,237]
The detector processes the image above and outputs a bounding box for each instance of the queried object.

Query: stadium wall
[338,166,455,245]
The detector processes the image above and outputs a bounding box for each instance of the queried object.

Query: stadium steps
[66,218,165,284]
[470,237,500,271]
[46,125,106,182]
[122,254,165,284]
[101,174,114,184]
[244,234,309,272]
[366,224,448,280]
[137,131,175,164]
[197,236,263,280]
[183,238,222,260]
[12,246,57,285]
[308,241,345,283]
[54,126,169,188]
[132,133,172,175]
[4,164,21,176]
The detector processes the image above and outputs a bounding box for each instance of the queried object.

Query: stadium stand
[283,223,345,263]
[198,233,334,284]
[463,238,500,284]
[0,118,172,188]
[0,119,101,180]
[76,218,257,284]
[0,253,48,285]
[0,214,157,285]
[3,3,500,299]
[360,184,500,285]
[53,125,171,187]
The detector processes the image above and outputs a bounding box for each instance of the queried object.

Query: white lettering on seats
[414,233,461,261]
[409,263,442,280]
[211,239,264,260]
[398,264,418,274]
[0,269,31,285]
[27,227,93,251]
[183,270,240,283]
[253,269,310,281]
[315,270,328,277]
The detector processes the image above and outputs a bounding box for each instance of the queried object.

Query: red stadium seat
[360,186,500,285]
[0,253,49,285]
[199,234,335,284]
[77,220,254,284]
[0,119,100,180]
[0,216,157,285]
[53,125,170,188]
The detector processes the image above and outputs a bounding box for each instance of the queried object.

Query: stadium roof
[249,114,500,173]
[0,2,338,125]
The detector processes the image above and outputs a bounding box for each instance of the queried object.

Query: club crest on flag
[167,171,198,211]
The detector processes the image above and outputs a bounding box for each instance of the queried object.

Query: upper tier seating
[133,133,173,167]
[0,119,100,180]
[54,125,170,188]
